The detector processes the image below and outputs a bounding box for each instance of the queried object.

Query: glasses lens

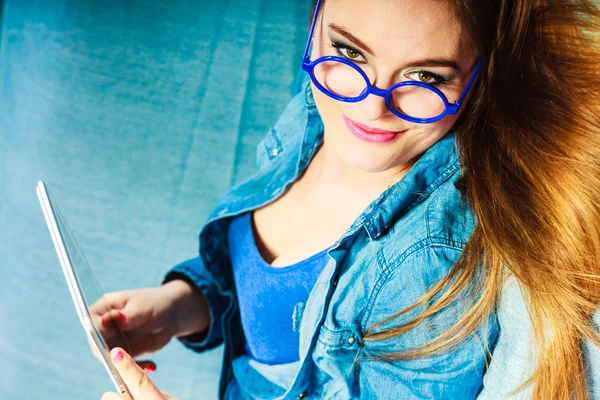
[389,85,446,120]
[313,60,367,99]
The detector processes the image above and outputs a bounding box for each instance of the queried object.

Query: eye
[343,48,361,60]
[404,70,448,85]
[418,71,434,83]
[331,41,367,63]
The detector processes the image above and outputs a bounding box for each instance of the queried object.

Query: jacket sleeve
[357,245,495,399]
[163,256,230,352]
[477,275,600,399]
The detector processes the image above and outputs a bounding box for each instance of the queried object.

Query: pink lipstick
[343,115,405,143]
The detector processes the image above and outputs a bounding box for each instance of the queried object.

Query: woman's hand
[101,347,177,400]
[90,280,210,360]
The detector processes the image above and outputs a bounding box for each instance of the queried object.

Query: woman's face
[311,0,479,173]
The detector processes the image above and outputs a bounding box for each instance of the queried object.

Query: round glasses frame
[301,0,483,124]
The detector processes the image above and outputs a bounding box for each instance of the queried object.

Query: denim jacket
[164,80,499,399]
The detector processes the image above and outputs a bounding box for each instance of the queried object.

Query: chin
[334,140,407,173]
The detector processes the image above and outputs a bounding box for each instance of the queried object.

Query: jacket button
[297,391,308,399]
[271,148,280,157]
[348,336,355,344]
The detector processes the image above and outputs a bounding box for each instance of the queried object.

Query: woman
[99,0,600,398]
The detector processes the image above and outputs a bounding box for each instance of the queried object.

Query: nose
[361,92,390,122]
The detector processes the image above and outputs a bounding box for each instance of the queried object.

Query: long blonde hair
[353,1,600,398]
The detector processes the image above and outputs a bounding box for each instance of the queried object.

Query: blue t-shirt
[166,82,507,399]
[228,212,329,365]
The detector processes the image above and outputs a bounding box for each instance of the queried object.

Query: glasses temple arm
[303,0,323,61]
[455,58,483,106]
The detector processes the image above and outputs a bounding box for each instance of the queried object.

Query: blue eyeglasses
[301,0,482,124]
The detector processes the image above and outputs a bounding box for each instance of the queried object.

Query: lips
[343,115,405,143]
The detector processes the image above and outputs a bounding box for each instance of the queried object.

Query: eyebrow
[328,23,375,56]
[328,23,462,72]
[406,58,462,72]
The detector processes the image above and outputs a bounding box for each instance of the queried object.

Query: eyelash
[406,70,448,86]
[329,40,449,86]
[330,41,366,63]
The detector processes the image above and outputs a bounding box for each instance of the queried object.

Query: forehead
[324,0,475,64]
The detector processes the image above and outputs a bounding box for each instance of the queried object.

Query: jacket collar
[207,81,460,237]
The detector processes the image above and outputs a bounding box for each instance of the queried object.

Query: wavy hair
[311,0,600,397]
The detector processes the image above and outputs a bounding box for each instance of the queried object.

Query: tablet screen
[49,187,131,354]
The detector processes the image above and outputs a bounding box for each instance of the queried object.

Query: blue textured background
[0,1,310,398]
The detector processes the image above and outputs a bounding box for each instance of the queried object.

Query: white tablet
[36,181,133,400]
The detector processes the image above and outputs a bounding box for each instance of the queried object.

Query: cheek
[312,84,343,123]
[424,109,461,141]
[406,116,458,155]
[434,115,458,134]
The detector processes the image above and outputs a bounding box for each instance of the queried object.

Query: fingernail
[144,367,156,373]
[117,310,127,322]
[112,349,124,363]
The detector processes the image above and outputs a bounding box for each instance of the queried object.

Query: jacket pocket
[256,127,284,169]
[317,324,361,351]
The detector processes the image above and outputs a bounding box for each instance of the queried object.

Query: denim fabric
[166,79,499,399]
[476,276,600,399]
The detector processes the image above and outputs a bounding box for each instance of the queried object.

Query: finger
[101,307,153,350]
[110,347,165,400]
[103,291,135,310]
[91,292,132,334]
[126,329,173,357]
[136,360,157,373]
[95,311,132,353]
[115,301,152,332]
[91,292,131,319]
[101,309,128,330]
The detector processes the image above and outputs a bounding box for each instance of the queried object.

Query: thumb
[110,347,165,400]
